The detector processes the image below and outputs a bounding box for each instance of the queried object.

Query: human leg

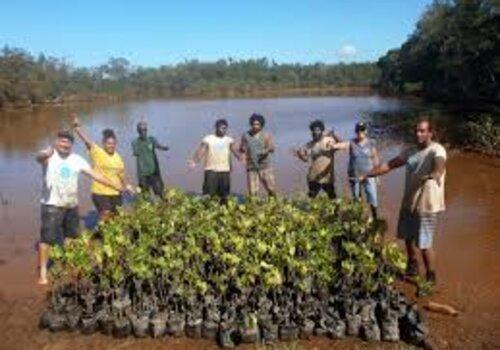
[363,178,379,220]
[321,182,336,199]
[417,213,439,282]
[150,174,165,198]
[398,210,419,276]
[138,176,150,194]
[350,180,361,200]
[308,181,321,198]
[92,194,113,221]
[39,205,63,284]
[259,168,276,196]
[62,207,80,240]
[247,170,260,196]
[218,172,231,203]
[203,170,218,196]
[109,195,123,214]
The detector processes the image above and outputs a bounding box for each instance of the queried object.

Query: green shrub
[50,189,405,296]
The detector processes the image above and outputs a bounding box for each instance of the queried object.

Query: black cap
[355,122,367,132]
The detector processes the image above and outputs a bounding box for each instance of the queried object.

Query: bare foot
[37,277,49,285]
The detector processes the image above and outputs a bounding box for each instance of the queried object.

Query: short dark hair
[309,119,325,131]
[249,113,265,127]
[102,128,116,140]
[57,130,74,143]
[137,121,147,131]
[417,117,433,131]
[215,119,228,128]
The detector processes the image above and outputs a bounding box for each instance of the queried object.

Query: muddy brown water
[0,97,498,349]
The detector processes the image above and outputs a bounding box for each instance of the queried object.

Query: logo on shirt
[59,164,73,180]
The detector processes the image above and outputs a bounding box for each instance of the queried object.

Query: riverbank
[0,152,498,349]
[370,104,500,157]
[0,85,375,111]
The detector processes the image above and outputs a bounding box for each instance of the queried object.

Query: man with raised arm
[132,121,169,198]
[36,130,124,285]
[361,118,446,285]
[294,120,337,199]
[188,119,241,202]
[239,113,276,197]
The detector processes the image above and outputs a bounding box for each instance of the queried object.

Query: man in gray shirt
[362,118,446,286]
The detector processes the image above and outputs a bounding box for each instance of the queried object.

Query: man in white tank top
[188,119,241,202]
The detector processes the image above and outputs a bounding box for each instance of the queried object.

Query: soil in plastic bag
[112,317,132,338]
[150,313,168,338]
[167,314,185,337]
[130,315,150,338]
[185,318,203,339]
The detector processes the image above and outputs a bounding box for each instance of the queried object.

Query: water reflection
[0,96,440,238]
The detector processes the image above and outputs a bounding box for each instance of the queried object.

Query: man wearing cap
[132,121,169,198]
[361,118,446,286]
[332,121,380,219]
[36,130,125,285]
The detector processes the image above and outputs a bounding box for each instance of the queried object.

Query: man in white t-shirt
[188,119,241,202]
[362,118,446,287]
[36,130,124,285]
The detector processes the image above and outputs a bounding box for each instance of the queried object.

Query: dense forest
[376,0,499,153]
[0,50,379,108]
[377,0,498,104]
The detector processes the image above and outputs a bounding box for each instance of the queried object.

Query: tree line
[377,0,499,104]
[0,49,379,108]
[376,0,499,153]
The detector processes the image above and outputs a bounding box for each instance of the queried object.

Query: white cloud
[337,45,358,59]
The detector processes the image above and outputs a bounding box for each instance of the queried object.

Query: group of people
[36,113,447,293]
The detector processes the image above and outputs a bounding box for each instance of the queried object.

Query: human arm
[36,147,54,164]
[362,156,406,180]
[230,141,242,161]
[82,168,124,193]
[372,145,380,168]
[72,114,93,150]
[263,132,275,155]
[422,156,446,186]
[330,141,350,151]
[292,146,309,162]
[239,134,247,155]
[328,130,343,143]
[188,141,208,169]
[152,137,169,151]
[115,162,135,193]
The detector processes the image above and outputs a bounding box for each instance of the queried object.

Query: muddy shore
[0,153,498,349]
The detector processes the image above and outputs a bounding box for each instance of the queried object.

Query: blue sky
[0,0,432,67]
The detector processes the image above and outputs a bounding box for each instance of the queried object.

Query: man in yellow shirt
[73,115,132,220]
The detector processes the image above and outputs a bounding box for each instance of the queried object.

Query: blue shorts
[397,210,441,249]
[349,178,378,207]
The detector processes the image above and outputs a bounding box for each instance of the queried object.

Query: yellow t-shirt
[89,144,125,196]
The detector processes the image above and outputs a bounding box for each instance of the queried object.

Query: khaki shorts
[247,167,276,196]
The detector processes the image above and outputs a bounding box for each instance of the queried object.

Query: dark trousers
[139,173,164,198]
[203,171,230,200]
[40,205,80,245]
[308,181,336,199]
[91,194,123,215]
